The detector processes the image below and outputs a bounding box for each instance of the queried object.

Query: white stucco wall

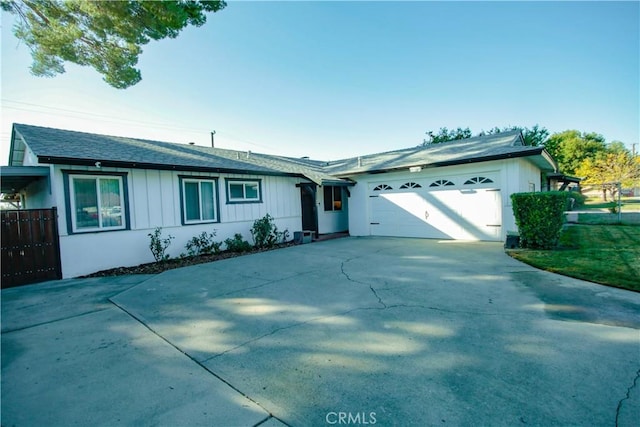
[52,165,304,278]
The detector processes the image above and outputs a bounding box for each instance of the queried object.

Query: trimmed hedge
[511,191,570,249]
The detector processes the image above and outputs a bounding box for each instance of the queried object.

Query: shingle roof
[10,124,556,185]
[325,131,554,175]
[10,124,340,185]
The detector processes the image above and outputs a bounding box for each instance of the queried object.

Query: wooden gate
[1,208,62,288]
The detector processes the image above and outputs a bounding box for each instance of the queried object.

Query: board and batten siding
[51,165,303,278]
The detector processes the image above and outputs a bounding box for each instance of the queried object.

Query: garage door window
[373,184,393,191]
[429,179,455,187]
[464,176,494,185]
[400,182,422,189]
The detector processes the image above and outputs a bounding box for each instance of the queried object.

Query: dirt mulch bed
[80,242,296,278]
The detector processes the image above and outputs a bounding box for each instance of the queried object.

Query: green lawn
[582,196,640,212]
[509,225,640,292]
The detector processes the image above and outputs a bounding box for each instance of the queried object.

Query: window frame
[179,176,220,225]
[225,178,262,204]
[63,171,129,234]
[323,186,343,212]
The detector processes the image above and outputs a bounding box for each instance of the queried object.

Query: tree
[575,145,640,200]
[422,124,548,146]
[544,130,607,175]
[2,0,226,89]
[423,127,472,144]
[481,124,549,147]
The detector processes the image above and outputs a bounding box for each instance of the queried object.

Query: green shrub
[224,233,252,253]
[511,191,570,249]
[250,214,289,249]
[567,191,587,210]
[185,231,222,256]
[148,227,174,262]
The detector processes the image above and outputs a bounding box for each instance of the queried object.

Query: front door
[300,184,318,235]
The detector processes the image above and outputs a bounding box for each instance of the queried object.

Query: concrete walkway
[2,237,639,426]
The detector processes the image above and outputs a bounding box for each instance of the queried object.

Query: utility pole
[211,130,216,148]
[632,143,637,157]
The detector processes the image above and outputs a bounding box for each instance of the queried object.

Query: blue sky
[1,1,638,163]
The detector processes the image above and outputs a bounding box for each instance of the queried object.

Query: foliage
[544,130,607,175]
[250,214,289,249]
[185,230,222,256]
[575,148,640,200]
[2,0,226,88]
[148,227,174,262]
[422,124,548,146]
[481,124,549,147]
[567,191,587,209]
[224,233,252,253]
[423,127,472,144]
[511,192,570,249]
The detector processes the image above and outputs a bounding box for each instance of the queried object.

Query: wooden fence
[1,208,62,288]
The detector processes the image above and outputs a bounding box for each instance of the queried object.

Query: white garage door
[369,176,502,241]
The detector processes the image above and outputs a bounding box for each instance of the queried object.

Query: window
[324,186,342,211]
[68,174,126,232]
[373,184,393,191]
[226,179,262,203]
[400,182,422,189]
[464,176,494,185]
[181,177,218,224]
[429,179,455,187]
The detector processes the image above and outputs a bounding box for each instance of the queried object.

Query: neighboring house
[1,124,556,279]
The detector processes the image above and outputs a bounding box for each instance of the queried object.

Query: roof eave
[37,156,305,179]
[334,148,552,177]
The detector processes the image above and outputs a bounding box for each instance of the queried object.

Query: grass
[509,224,640,292]
[581,196,640,212]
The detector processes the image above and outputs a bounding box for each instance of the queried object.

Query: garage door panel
[370,196,450,238]
[369,184,502,241]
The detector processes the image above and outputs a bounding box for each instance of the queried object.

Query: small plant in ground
[224,233,252,253]
[251,214,290,248]
[148,227,174,262]
[185,230,222,256]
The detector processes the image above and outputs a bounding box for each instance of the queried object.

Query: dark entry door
[1,208,62,288]
[300,184,318,235]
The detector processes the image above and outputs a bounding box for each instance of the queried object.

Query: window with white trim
[69,174,126,232]
[181,178,218,224]
[226,179,261,203]
[324,186,343,211]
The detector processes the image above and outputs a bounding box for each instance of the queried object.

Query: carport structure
[2,238,639,426]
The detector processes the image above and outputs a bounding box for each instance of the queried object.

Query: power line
[1,99,277,151]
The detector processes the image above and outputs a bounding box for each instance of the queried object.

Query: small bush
[511,191,569,249]
[185,231,222,256]
[148,227,174,262]
[250,214,289,249]
[567,191,587,210]
[224,233,252,253]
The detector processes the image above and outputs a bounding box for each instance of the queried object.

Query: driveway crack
[615,368,640,426]
[340,260,386,308]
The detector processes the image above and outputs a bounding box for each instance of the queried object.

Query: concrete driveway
[2,237,639,426]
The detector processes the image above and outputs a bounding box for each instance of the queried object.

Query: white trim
[182,178,218,224]
[69,174,126,233]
